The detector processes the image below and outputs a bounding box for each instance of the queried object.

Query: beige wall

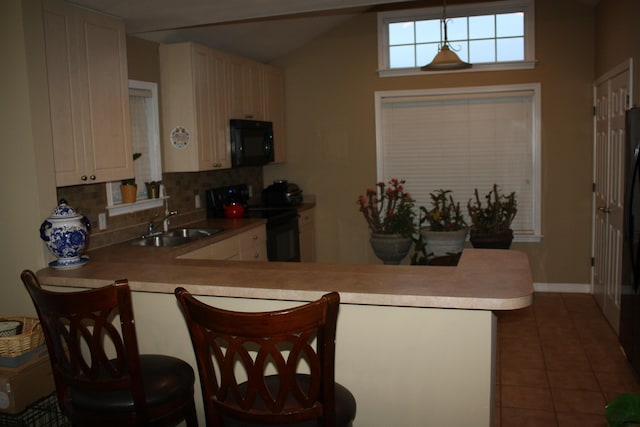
[0,0,57,316]
[595,0,640,105]
[265,0,599,285]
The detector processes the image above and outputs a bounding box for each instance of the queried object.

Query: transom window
[378,0,535,76]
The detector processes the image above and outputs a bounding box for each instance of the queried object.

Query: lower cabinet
[298,209,315,262]
[179,225,267,261]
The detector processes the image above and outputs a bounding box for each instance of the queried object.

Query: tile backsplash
[56,167,264,249]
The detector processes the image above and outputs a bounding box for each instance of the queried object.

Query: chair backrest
[20,270,148,422]
[175,288,340,426]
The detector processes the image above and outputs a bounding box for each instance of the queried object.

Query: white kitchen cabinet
[178,225,267,261]
[263,65,286,163]
[298,209,315,262]
[159,42,231,172]
[43,0,133,187]
[227,55,265,120]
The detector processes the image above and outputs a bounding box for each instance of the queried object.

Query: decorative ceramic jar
[40,199,90,269]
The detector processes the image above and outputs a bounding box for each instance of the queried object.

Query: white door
[593,60,632,334]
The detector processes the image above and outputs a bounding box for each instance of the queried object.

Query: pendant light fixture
[421,0,471,71]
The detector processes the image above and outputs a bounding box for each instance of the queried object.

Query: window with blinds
[375,84,541,240]
[106,80,163,214]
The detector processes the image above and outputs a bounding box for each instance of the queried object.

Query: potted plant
[120,153,142,204]
[467,184,517,249]
[606,393,640,427]
[357,178,416,264]
[418,189,468,259]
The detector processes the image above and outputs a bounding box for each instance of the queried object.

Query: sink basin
[128,228,225,247]
[163,228,224,239]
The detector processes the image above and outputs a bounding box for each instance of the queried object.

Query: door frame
[592,58,634,333]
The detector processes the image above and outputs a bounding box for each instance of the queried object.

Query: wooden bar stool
[21,270,198,426]
[174,288,356,427]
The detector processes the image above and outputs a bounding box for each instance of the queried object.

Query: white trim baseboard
[533,282,592,294]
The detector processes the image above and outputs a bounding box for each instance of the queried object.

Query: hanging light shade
[421,0,471,71]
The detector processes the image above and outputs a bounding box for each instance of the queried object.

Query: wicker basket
[0,317,45,358]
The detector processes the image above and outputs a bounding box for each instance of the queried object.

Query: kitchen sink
[128,228,225,247]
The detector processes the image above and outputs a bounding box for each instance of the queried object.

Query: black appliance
[262,180,304,207]
[205,184,300,262]
[621,107,640,376]
[230,119,274,167]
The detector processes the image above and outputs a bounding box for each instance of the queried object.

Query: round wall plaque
[170,126,190,149]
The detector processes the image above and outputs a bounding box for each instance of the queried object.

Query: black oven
[205,185,301,262]
[250,209,300,262]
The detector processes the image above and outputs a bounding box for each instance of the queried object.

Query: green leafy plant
[421,189,467,232]
[606,393,640,427]
[467,184,517,234]
[357,178,416,238]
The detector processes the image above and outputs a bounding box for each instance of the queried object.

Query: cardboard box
[0,355,55,414]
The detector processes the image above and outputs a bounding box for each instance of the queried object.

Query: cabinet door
[299,209,315,262]
[43,3,86,186]
[44,0,133,186]
[227,56,264,120]
[238,226,267,261]
[193,45,215,170]
[79,7,132,184]
[211,51,231,169]
[263,65,286,163]
[159,43,230,172]
[178,236,239,260]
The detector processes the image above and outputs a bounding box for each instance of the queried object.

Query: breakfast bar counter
[36,236,533,427]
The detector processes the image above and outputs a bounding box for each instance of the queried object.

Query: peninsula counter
[36,226,533,426]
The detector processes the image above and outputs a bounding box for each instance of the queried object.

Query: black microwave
[230,119,274,167]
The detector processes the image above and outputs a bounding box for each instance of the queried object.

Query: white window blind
[376,84,541,239]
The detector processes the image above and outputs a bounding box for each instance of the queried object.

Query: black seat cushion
[71,354,195,413]
[221,374,357,427]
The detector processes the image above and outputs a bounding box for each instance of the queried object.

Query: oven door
[266,211,300,262]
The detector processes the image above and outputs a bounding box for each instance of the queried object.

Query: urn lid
[49,199,81,219]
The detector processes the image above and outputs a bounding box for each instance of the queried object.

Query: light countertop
[36,217,533,311]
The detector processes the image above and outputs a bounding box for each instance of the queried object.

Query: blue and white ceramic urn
[40,199,90,269]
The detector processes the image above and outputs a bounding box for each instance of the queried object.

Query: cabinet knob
[253,253,260,259]
[252,234,258,240]
[89,175,96,181]
[81,175,87,181]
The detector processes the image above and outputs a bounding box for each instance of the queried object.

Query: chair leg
[184,397,198,427]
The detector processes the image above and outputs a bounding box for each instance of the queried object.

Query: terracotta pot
[120,184,137,204]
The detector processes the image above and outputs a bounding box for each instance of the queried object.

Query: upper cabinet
[159,42,286,172]
[263,65,286,163]
[227,55,265,121]
[159,42,231,172]
[43,0,133,187]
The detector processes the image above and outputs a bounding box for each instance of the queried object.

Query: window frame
[374,83,542,241]
[106,79,165,216]
[377,0,536,77]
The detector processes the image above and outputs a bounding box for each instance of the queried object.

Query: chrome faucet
[146,211,178,236]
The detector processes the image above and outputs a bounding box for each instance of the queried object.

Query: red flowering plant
[357,178,416,238]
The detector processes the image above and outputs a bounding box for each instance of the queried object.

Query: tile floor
[495,292,640,427]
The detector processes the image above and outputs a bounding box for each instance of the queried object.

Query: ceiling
[66,0,414,63]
